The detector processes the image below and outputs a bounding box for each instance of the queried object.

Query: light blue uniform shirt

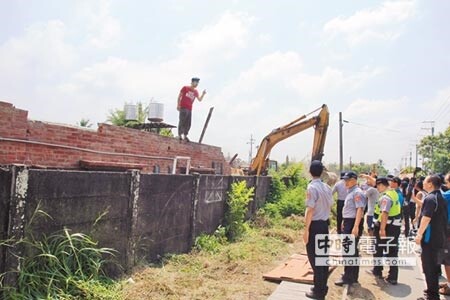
[365,186,379,216]
[306,179,333,221]
[332,180,348,201]
[342,185,366,218]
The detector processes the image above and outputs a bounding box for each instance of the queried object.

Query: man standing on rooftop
[177,77,206,142]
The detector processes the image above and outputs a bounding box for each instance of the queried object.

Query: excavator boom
[248,104,329,176]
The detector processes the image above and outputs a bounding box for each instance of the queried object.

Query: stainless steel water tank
[124,104,138,121]
[148,102,164,122]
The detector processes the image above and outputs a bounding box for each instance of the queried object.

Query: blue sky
[1,0,449,172]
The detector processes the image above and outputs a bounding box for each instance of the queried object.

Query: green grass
[1,203,122,300]
[1,228,120,300]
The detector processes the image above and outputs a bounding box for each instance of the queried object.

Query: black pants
[422,243,441,300]
[336,200,345,234]
[178,108,192,136]
[373,224,400,280]
[342,218,364,283]
[402,204,410,237]
[409,202,416,226]
[306,220,329,297]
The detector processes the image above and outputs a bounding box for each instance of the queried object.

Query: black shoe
[385,278,398,285]
[366,269,383,278]
[184,136,190,142]
[334,279,351,287]
[305,291,325,300]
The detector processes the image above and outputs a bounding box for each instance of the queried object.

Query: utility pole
[409,151,412,168]
[415,144,419,169]
[247,134,256,164]
[431,125,435,171]
[422,121,435,171]
[339,112,344,173]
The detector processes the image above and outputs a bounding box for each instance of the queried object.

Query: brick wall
[0,101,230,174]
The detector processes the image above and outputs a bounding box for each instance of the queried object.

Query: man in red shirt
[177,77,206,141]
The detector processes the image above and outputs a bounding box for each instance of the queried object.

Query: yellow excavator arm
[248,104,330,176]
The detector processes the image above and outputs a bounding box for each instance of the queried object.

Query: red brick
[0,101,229,174]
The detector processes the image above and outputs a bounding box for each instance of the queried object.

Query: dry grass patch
[122,221,305,300]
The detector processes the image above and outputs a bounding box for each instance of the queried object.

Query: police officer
[304,160,333,300]
[332,172,348,234]
[368,177,401,284]
[415,175,447,300]
[335,171,366,286]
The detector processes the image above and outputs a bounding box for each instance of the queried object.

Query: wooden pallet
[263,254,336,284]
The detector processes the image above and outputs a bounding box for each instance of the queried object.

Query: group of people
[304,160,450,300]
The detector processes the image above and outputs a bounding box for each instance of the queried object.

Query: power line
[424,93,450,125]
[434,102,450,124]
[432,94,450,120]
[247,134,256,164]
[345,120,406,134]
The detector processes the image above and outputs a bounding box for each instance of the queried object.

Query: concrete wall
[193,175,230,237]
[135,174,194,262]
[0,169,11,278]
[24,170,132,275]
[0,166,271,288]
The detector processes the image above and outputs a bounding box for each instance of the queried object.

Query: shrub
[263,162,308,218]
[280,163,305,188]
[267,173,286,204]
[260,203,282,220]
[194,226,227,254]
[276,185,306,217]
[225,181,255,242]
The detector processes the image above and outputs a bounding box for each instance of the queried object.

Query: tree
[326,161,389,176]
[107,102,149,127]
[77,118,93,128]
[418,125,450,173]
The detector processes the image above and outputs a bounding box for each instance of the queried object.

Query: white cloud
[77,0,122,49]
[200,51,386,166]
[232,51,303,89]
[40,11,256,127]
[0,20,77,94]
[257,33,272,45]
[176,12,254,65]
[344,97,408,119]
[61,12,255,97]
[211,52,383,109]
[290,66,384,98]
[323,0,416,46]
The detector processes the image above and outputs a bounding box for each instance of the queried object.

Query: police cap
[376,177,390,186]
[389,176,402,185]
[342,171,358,180]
